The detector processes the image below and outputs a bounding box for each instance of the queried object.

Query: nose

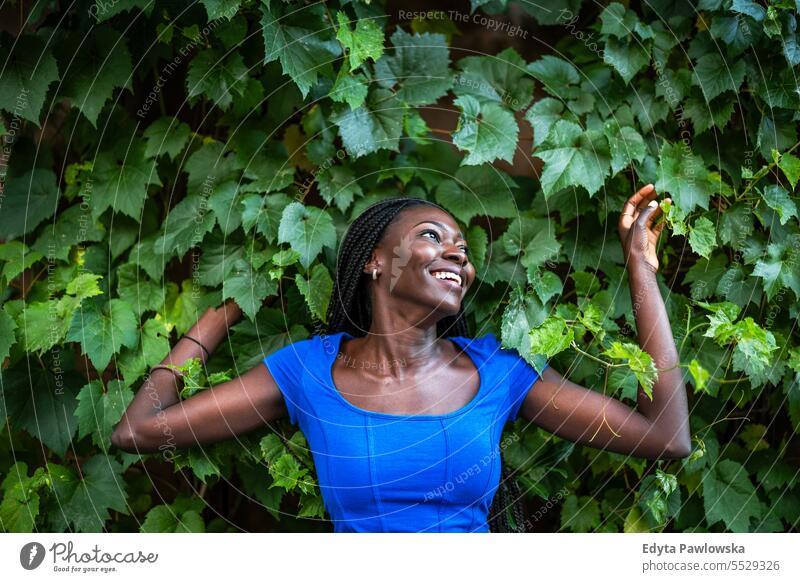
[443,244,468,266]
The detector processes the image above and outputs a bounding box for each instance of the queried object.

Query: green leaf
[335,12,384,71]
[374,28,452,106]
[524,97,564,148]
[268,453,309,492]
[66,298,139,371]
[118,317,171,385]
[452,95,518,166]
[434,165,518,223]
[154,194,217,259]
[600,3,641,38]
[602,342,658,399]
[260,0,341,97]
[278,202,337,269]
[0,33,59,125]
[603,120,646,175]
[603,36,650,84]
[222,258,276,321]
[777,152,800,189]
[2,360,82,458]
[0,462,49,532]
[0,169,59,239]
[331,87,404,158]
[317,165,363,213]
[691,54,746,101]
[561,495,601,532]
[186,47,248,111]
[527,55,580,100]
[0,308,18,363]
[455,48,534,110]
[143,117,192,160]
[75,380,134,451]
[0,241,43,284]
[58,29,132,126]
[752,234,800,300]
[688,216,717,259]
[702,459,762,532]
[141,493,206,532]
[329,71,369,110]
[91,141,162,220]
[295,263,333,323]
[200,0,241,21]
[528,317,573,371]
[688,358,711,394]
[760,184,798,225]
[533,119,611,197]
[655,142,713,214]
[240,192,291,243]
[49,455,128,532]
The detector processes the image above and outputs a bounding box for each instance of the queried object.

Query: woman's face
[368,205,476,319]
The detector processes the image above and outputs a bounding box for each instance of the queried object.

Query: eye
[421,229,440,242]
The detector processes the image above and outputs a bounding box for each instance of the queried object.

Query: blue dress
[262,331,548,533]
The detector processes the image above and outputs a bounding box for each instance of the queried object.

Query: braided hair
[323,197,527,533]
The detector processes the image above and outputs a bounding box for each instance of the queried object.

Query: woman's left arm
[519,184,692,460]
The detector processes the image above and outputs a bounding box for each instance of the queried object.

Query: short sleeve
[481,333,549,424]
[505,355,549,423]
[262,339,313,426]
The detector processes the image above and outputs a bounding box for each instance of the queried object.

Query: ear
[363,249,382,277]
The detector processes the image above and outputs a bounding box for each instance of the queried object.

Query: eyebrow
[413,220,465,241]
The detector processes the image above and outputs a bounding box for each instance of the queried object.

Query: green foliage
[1,0,798,534]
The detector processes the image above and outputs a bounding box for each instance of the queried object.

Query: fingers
[643,199,663,229]
[623,183,656,216]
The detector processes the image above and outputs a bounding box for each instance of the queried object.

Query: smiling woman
[112,192,690,533]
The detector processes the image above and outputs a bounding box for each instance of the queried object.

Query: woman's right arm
[111,299,288,453]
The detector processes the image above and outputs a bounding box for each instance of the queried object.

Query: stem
[737,138,800,201]
[570,342,624,368]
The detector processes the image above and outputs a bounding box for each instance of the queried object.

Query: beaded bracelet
[182,335,210,359]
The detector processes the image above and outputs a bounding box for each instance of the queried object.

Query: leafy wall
[0,0,798,533]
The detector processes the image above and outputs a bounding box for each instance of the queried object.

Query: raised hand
[618,184,670,273]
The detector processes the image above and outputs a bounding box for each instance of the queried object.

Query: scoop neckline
[325,331,484,420]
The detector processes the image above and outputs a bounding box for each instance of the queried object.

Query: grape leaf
[295,263,333,323]
[141,493,205,532]
[66,298,139,371]
[49,455,128,532]
[533,119,611,197]
[0,33,59,125]
[655,142,713,214]
[374,28,452,105]
[75,379,134,451]
[278,202,337,269]
[455,47,534,110]
[702,459,762,532]
[222,258,276,320]
[335,11,384,71]
[331,87,404,158]
[143,117,192,160]
[58,28,132,126]
[0,169,59,239]
[602,342,658,399]
[91,141,162,220]
[260,0,341,97]
[688,216,717,259]
[452,95,518,166]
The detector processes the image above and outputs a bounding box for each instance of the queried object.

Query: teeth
[432,271,462,285]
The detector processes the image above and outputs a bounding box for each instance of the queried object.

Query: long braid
[323,196,524,532]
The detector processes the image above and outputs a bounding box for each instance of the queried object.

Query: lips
[429,268,463,289]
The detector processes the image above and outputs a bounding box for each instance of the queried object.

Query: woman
[112,184,691,533]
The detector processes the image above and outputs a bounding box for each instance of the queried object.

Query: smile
[430,270,462,288]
